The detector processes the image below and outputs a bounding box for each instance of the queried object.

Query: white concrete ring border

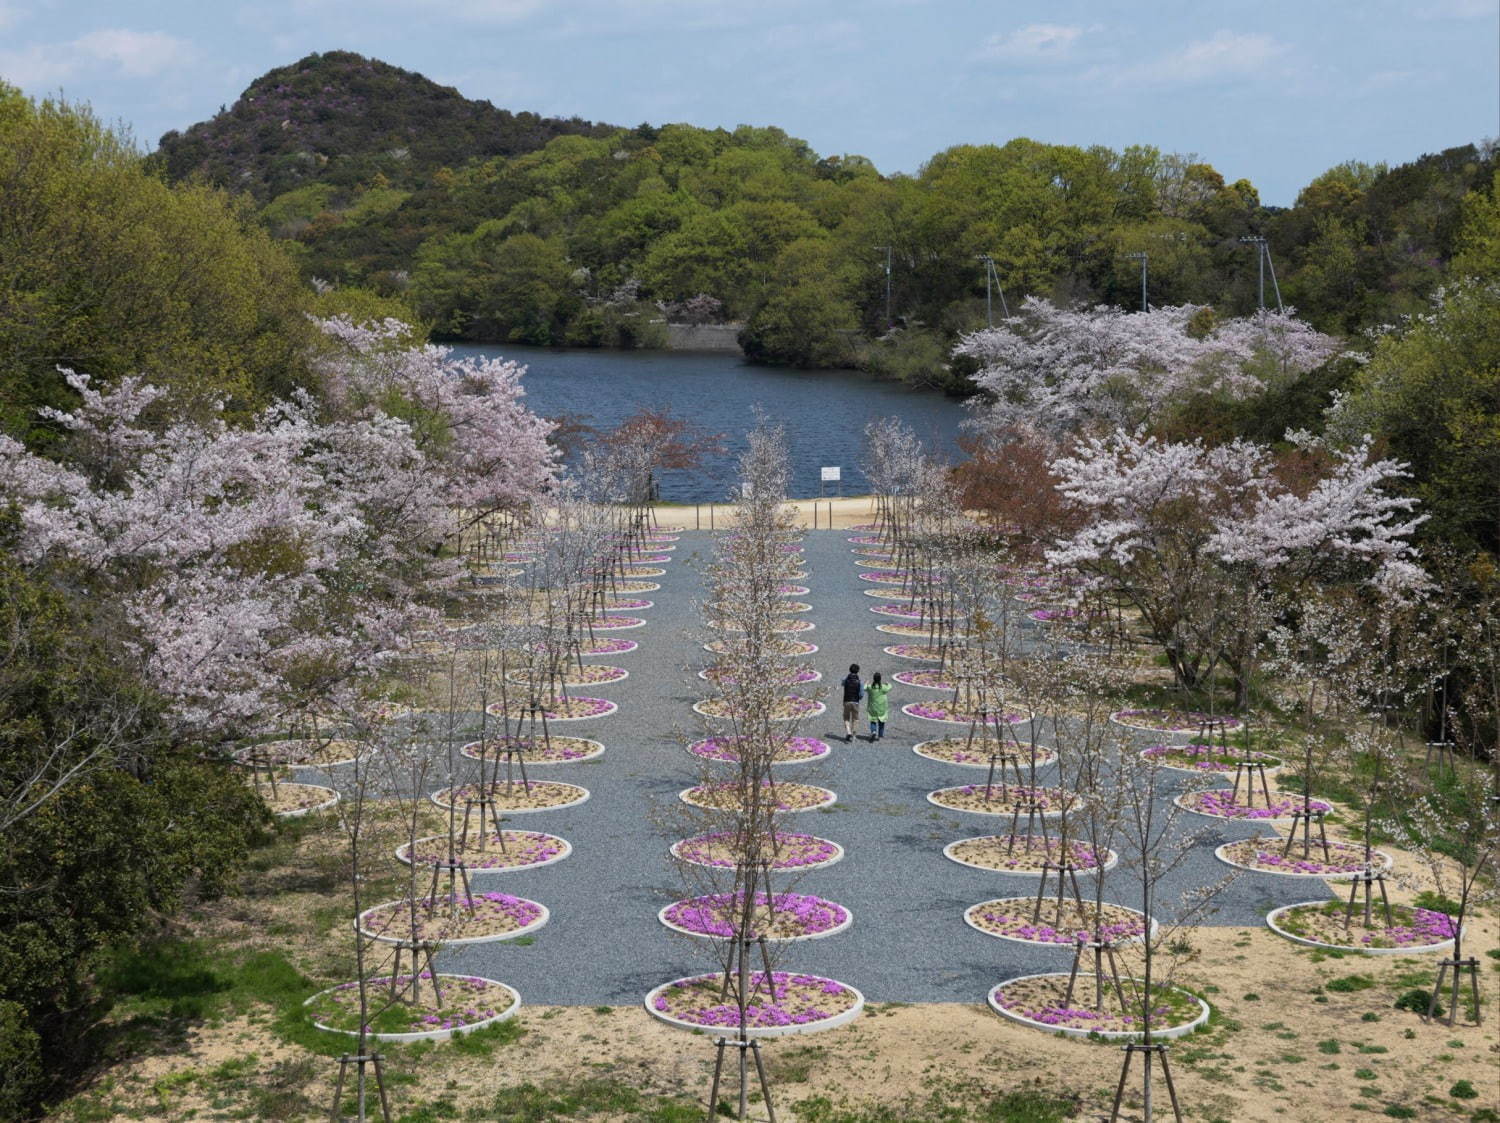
[305,977,520,1043]
[394,833,573,873]
[581,640,639,656]
[701,642,820,658]
[882,645,941,662]
[943,837,1119,876]
[460,737,605,765]
[1265,901,1457,956]
[644,976,865,1037]
[677,784,837,813]
[1213,840,1394,880]
[913,740,1058,770]
[272,785,341,819]
[669,837,845,873]
[987,974,1209,1040]
[656,901,854,943]
[963,901,1155,947]
[428,785,591,815]
[356,899,550,947]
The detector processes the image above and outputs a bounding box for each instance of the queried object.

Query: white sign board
[820,466,841,482]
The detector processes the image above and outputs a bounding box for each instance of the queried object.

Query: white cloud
[73,29,194,77]
[977,23,1087,62]
[1094,30,1290,89]
[0,27,193,91]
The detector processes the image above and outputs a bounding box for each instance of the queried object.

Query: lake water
[451,343,971,502]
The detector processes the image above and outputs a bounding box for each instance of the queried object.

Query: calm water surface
[452,343,970,501]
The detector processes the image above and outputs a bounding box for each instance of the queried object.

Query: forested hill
[151,51,619,200]
[153,53,1495,377]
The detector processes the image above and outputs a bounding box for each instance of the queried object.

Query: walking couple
[840,663,890,743]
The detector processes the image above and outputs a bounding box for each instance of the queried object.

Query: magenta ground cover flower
[671,831,841,870]
[1183,789,1329,820]
[663,892,849,939]
[688,736,830,763]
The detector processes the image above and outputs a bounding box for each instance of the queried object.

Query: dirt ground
[648,497,882,532]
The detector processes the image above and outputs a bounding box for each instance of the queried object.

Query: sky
[0,0,1496,205]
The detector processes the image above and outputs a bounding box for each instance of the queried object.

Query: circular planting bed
[988,974,1208,1040]
[711,618,816,634]
[358,893,548,946]
[859,570,910,585]
[704,638,819,658]
[778,584,811,596]
[848,535,886,545]
[693,696,825,721]
[611,580,661,593]
[1109,709,1245,734]
[578,636,639,656]
[870,603,944,620]
[258,782,339,818]
[878,622,969,638]
[485,696,617,721]
[904,702,1031,726]
[604,598,655,611]
[687,736,832,766]
[893,669,961,690]
[431,781,590,814]
[305,974,519,1043]
[965,899,1152,946]
[646,972,863,1036]
[461,735,604,764]
[1175,789,1330,821]
[633,553,674,563]
[913,738,1057,769]
[620,566,666,578]
[239,738,360,768]
[944,835,1117,875]
[396,831,571,873]
[1215,837,1394,879]
[506,665,628,687]
[1140,744,1282,773]
[585,615,647,631]
[671,832,843,872]
[1266,900,1458,954]
[700,665,821,686]
[679,781,836,813]
[928,785,1082,817]
[883,643,945,662]
[659,892,853,942]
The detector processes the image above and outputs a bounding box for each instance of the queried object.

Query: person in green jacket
[866,671,891,741]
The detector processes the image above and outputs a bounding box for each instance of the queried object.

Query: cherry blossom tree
[957,297,1340,437]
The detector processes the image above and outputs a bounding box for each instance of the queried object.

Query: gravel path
[344,530,1324,1005]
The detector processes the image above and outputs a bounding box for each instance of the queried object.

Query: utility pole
[874,245,892,331]
[1124,252,1148,312]
[1238,235,1283,313]
[978,254,1010,326]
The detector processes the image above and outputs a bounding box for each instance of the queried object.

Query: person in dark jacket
[840,663,862,743]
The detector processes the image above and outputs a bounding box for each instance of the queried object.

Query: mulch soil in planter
[257,781,339,818]
[878,622,968,637]
[306,973,517,1038]
[687,735,831,765]
[239,738,360,768]
[705,638,819,658]
[584,615,647,631]
[946,834,1115,874]
[883,643,945,662]
[649,971,859,1031]
[620,566,666,578]
[859,571,910,584]
[485,695,617,721]
[506,665,628,687]
[700,665,821,686]
[903,701,1030,725]
[1217,837,1393,877]
[710,618,816,634]
[661,892,851,941]
[671,831,843,871]
[694,696,825,720]
[604,598,655,611]
[359,892,546,944]
[1110,708,1245,733]
[929,784,1082,816]
[1176,789,1330,820]
[989,974,1204,1036]
[432,781,589,813]
[966,898,1149,945]
[397,831,570,872]
[460,735,604,764]
[578,637,640,656]
[679,781,836,813]
[1268,899,1458,951]
[610,580,661,593]
[914,738,1057,768]
[1141,744,1282,773]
